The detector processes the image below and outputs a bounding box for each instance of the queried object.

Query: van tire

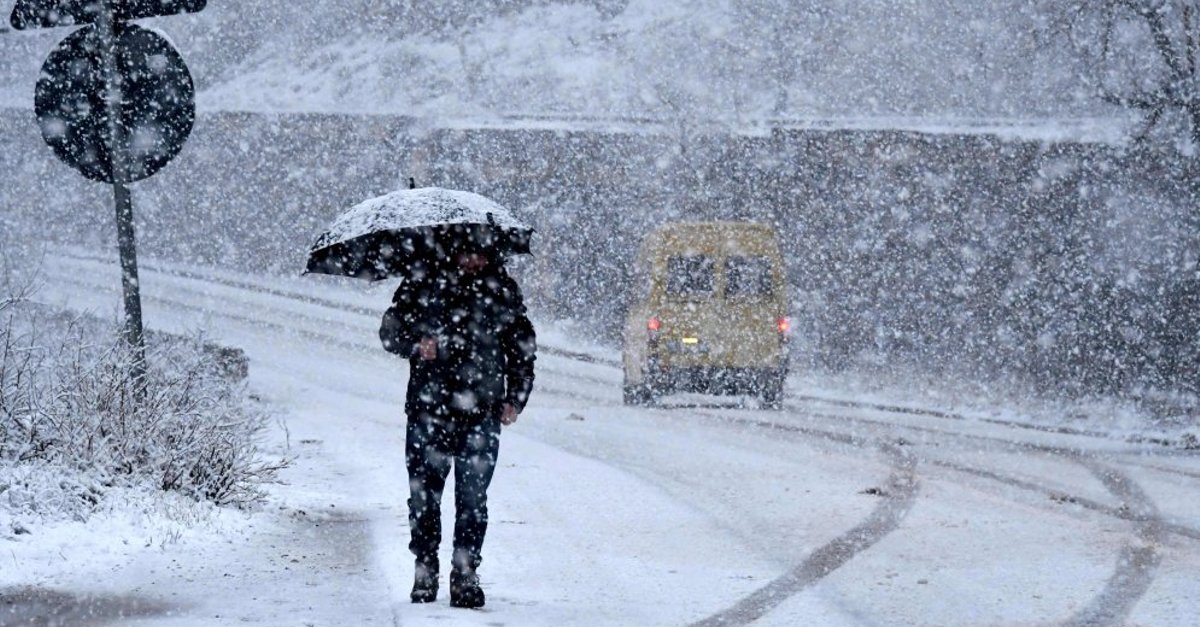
[760,379,784,410]
[623,383,652,406]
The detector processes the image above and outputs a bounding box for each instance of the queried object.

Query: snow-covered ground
[6,249,1199,625]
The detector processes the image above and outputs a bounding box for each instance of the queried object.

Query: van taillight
[777,318,791,333]
[648,317,662,332]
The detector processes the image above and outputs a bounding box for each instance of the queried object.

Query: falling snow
[2,2,1200,626]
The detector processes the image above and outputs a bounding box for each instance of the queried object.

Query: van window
[725,256,773,298]
[666,255,715,297]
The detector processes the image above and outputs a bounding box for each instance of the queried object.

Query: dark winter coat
[379,263,536,419]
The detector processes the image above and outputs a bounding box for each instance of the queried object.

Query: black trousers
[405,410,501,570]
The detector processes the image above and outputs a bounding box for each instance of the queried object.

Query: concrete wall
[3,108,1196,392]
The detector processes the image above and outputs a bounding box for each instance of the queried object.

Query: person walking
[379,236,536,609]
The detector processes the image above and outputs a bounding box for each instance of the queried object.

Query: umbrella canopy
[304,187,533,280]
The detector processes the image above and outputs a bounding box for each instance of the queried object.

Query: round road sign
[34,22,195,183]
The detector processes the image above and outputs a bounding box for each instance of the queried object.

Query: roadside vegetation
[0,260,284,533]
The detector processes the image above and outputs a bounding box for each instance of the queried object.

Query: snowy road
[17,248,1200,626]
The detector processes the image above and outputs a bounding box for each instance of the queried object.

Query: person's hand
[500,403,519,426]
[418,337,437,361]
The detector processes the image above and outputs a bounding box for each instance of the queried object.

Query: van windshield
[725,255,773,297]
[666,255,715,297]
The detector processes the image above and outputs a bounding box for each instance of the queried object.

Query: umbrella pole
[99,1,148,397]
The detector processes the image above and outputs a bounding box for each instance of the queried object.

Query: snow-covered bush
[0,300,283,524]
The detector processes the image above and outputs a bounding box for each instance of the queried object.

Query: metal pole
[98,1,147,391]
[113,182,147,385]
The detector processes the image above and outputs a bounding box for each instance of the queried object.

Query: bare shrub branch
[1,301,286,521]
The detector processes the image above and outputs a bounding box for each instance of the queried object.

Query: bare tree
[1049,0,1200,146]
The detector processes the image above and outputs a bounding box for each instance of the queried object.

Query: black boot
[449,567,485,609]
[411,558,439,603]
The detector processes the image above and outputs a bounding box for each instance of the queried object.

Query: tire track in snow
[45,271,590,407]
[688,405,1200,544]
[595,400,1187,624]
[50,254,620,386]
[754,404,1200,543]
[58,247,383,316]
[685,412,1173,626]
[1061,460,1165,627]
[689,440,918,627]
[47,264,620,392]
[925,459,1200,543]
[1103,456,1200,481]
[55,248,611,366]
[911,455,1170,625]
[790,394,1183,448]
[778,399,1189,465]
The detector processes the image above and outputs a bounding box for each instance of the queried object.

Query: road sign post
[11,0,204,396]
[98,1,146,386]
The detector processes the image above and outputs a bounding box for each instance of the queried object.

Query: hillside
[2,0,1101,122]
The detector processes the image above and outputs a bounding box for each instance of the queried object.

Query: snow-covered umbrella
[303,186,533,280]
